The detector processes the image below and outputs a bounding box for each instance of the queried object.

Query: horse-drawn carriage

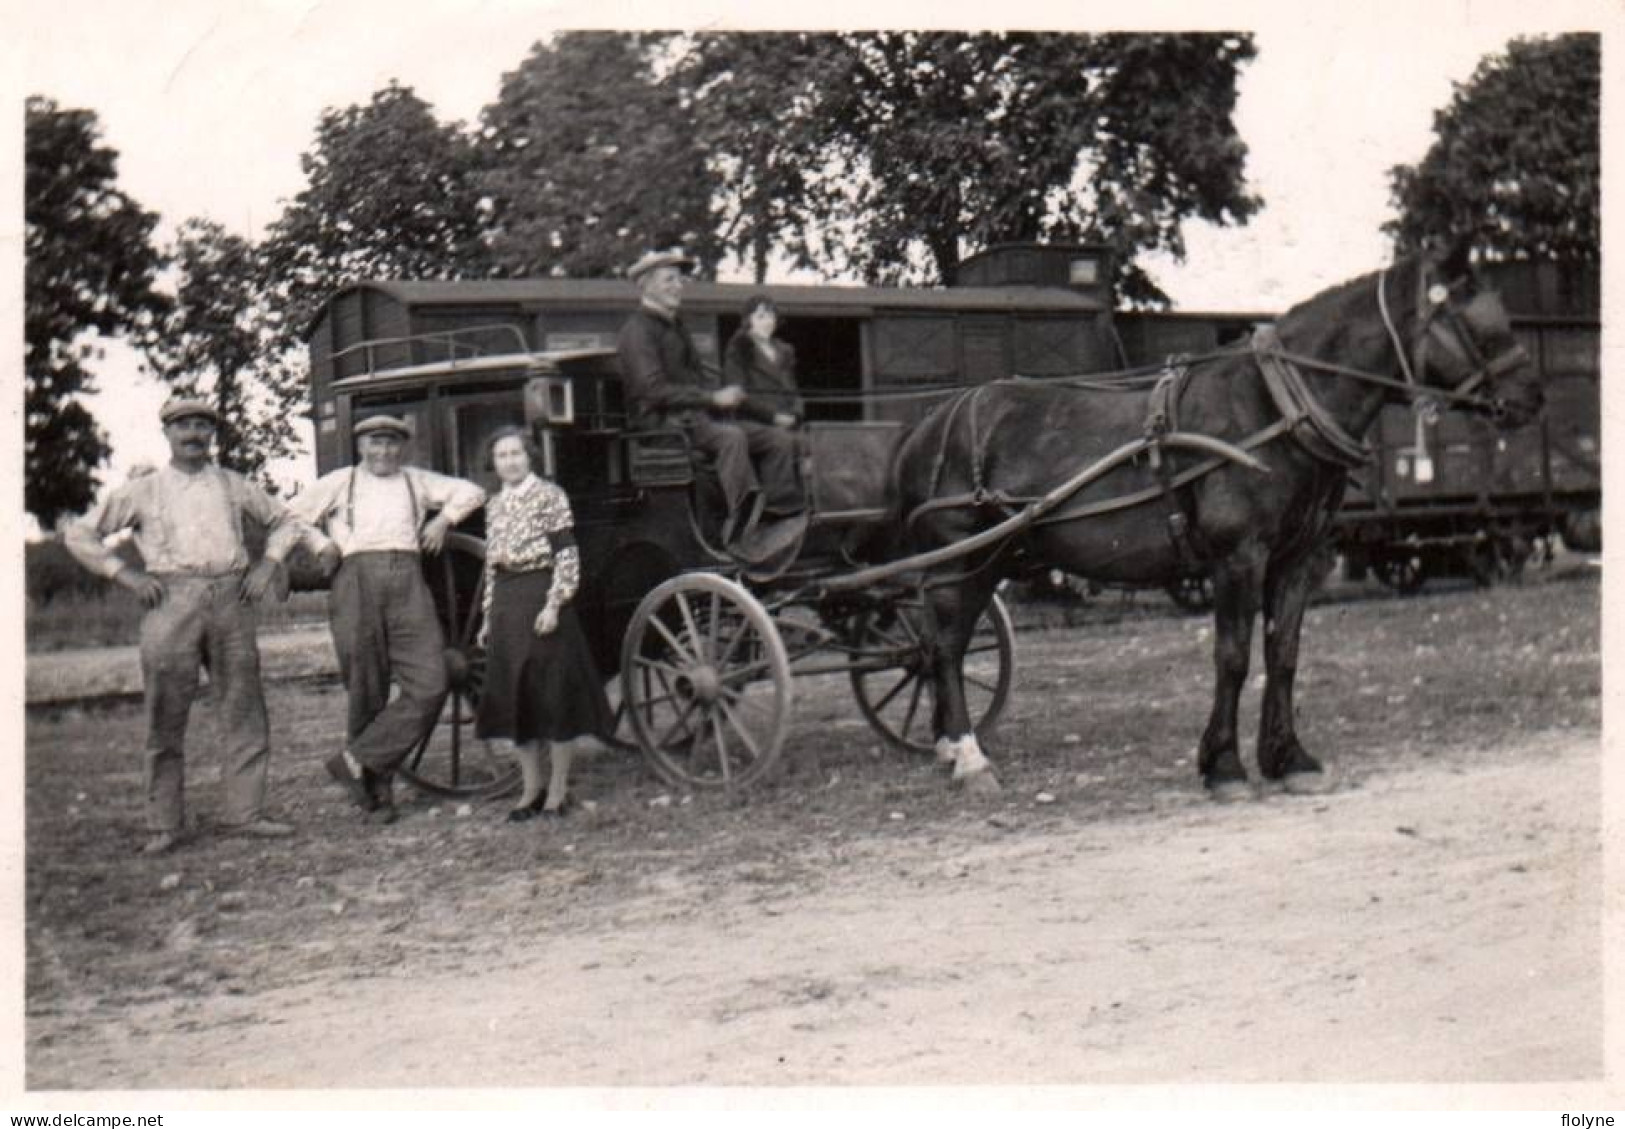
[303,244,1545,804]
[305,341,1017,799]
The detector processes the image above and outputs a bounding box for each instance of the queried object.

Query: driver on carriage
[616,249,804,549]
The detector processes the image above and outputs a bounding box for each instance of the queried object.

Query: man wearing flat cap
[616,249,802,545]
[288,414,485,823]
[63,396,302,853]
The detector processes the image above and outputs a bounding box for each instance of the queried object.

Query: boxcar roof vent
[954,242,1115,305]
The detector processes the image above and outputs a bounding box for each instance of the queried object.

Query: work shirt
[290,465,485,556]
[63,463,299,579]
[615,304,719,429]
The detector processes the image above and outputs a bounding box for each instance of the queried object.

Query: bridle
[1376,257,1530,422]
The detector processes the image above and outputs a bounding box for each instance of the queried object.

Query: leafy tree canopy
[1387,34,1599,263]
[260,81,489,343]
[676,32,1260,302]
[24,95,168,527]
[477,32,722,278]
[149,219,305,486]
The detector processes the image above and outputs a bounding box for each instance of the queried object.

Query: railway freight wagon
[1114,259,1602,593]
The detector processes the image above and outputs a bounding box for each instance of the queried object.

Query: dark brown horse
[890,244,1544,795]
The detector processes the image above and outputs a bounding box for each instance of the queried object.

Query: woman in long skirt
[476,426,613,820]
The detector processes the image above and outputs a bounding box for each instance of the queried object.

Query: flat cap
[628,248,696,283]
[354,414,412,439]
[159,396,219,425]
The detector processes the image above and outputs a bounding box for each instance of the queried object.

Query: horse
[889,242,1544,796]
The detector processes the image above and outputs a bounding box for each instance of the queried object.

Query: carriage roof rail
[329,325,535,376]
[328,347,620,392]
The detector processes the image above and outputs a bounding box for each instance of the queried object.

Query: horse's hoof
[954,769,1003,797]
[1281,770,1335,796]
[1206,779,1255,804]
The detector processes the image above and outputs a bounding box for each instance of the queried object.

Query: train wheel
[621,573,792,791]
[1468,535,1532,587]
[1165,574,1215,614]
[1373,551,1426,594]
[398,533,521,799]
[849,593,1015,754]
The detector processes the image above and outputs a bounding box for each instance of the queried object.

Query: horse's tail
[863,390,975,563]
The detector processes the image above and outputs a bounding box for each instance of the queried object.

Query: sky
[9,0,1612,509]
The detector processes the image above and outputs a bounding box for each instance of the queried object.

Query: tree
[675,33,1260,301]
[260,82,489,344]
[147,219,305,485]
[478,32,722,278]
[1387,34,1599,263]
[24,96,168,527]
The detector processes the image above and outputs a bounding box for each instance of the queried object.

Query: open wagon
[301,335,1017,798]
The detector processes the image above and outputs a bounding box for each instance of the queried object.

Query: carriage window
[447,397,533,493]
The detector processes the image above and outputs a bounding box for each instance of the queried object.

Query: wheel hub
[676,665,723,704]
[443,647,471,688]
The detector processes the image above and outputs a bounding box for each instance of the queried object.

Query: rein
[899,256,1524,542]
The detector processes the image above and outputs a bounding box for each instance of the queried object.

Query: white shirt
[289,465,486,556]
[63,463,298,578]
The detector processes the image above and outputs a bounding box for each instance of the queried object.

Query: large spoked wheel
[621,573,793,791]
[398,532,521,799]
[849,593,1015,754]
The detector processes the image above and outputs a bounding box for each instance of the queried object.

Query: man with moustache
[63,397,301,854]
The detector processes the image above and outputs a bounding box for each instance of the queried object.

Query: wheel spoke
[719,656,771,686]
[449,691,463,785]
[648,615,698,666]
[719,700,764,763]
[964,673,1000,695]
[441,552,461,645]
[632,655,687,681]
[712,711,732,784]
[654,696,701,750]
[675,592,707,662]
[869,670,916,714]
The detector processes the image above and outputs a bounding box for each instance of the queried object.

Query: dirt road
[31,732,1601,1089]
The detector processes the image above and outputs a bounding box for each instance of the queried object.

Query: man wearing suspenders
[63,397,301,853]
[289,414,486,823]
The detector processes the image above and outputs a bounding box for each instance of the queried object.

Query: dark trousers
[329,551,448,774]
[138,575,271,832]
[686,415,803,516]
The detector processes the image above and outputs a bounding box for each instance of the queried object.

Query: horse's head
[1383,242,1543,429]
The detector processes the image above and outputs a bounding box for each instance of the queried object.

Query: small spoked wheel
[848,593,1015,754]
[398,532,521,799]
[621,573,793,791]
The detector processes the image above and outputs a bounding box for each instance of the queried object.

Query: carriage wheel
[1373,551,1426,594]
[849,593,1015,755]
[621,573,793,791]
[1165,574,1214,614]
[397,532,521,799]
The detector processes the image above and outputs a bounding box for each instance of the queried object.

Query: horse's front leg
[925,576,1002,795]
[1258,540,1332,789]
[1197,544,1267,798]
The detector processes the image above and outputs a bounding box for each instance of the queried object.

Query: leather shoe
[222,818,295,839]
[325,752,374,811]
[506,791,549,823]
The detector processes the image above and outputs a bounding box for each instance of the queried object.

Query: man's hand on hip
[116,566,165,608]
[420,513,453,555]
